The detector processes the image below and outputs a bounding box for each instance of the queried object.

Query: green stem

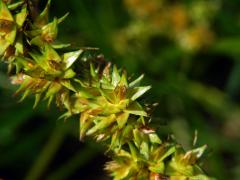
[46,143,101,180]
[24,124,66,180]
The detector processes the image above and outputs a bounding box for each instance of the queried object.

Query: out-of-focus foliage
[0,0,240,180]
[116,0,219,52]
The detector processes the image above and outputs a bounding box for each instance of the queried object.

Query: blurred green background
[1,0,240,179]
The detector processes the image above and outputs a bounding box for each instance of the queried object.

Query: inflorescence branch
[0,1,214,179]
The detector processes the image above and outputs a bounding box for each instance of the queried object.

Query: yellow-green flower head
[62,62,152,145]
[13,44,83,108]
[0,0,16,56]
[27,0,69,46]
[165,145,215,179]
[0,1,216,180]
[0,0,27,58]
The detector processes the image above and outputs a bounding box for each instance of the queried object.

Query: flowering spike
[0,1,215,179]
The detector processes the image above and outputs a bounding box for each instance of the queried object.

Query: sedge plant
[0,0,215,179]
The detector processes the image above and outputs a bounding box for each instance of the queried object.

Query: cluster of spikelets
[0,1,215,179]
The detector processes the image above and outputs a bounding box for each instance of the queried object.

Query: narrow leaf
[130,86,151,101]
[124,101,147,116]
[129,74,144,88]
[58,12,69,24]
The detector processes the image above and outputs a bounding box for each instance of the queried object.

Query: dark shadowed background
[0,0,240,179]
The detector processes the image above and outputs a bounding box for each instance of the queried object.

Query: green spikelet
[0,1,216,179]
